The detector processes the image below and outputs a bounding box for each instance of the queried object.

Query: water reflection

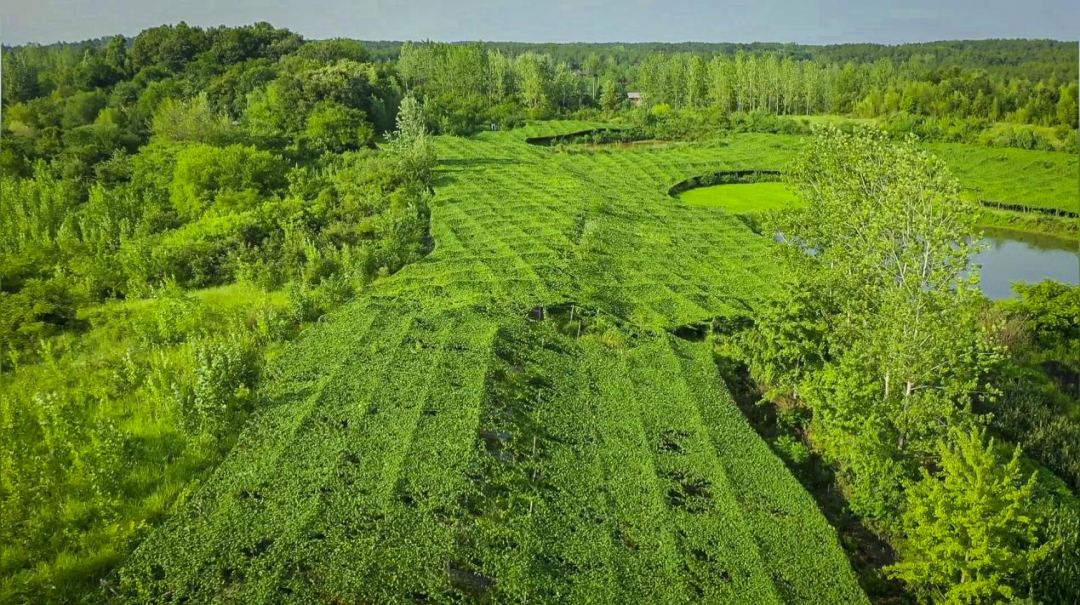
[973,228,1079,300]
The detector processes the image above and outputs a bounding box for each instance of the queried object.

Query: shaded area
[711,355,916,605]
[667,169,782,197]
[979,199,1079,218]
[524,128,637,147]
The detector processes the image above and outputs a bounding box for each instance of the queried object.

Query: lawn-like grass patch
[678,181,804,212]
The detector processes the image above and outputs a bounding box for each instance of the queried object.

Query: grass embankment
[928,142,1079,239]
[928,143,1078,213]
[976,208,1079,241]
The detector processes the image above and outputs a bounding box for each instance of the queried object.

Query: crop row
[120,122,867,603]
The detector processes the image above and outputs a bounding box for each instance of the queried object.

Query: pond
[675,182,1078,299]
[973,228,1079,300]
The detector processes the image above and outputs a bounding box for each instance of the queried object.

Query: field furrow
[120,122,870,604]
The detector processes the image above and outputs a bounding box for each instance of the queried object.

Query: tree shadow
[714,357,917,605]
[439,157,522,168]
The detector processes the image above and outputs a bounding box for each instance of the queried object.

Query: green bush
[120,212,263,292]
[169,143,287,218]
[301,101,374,154]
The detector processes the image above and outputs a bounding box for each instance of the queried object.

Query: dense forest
[5,32,1078,143]
[1,21,1078,605]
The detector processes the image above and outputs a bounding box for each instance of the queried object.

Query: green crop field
[5,28,1077,605]
[678,182,804,212]
[925,143,1079,213]
[117,123,869,604]
[112,122,1078,604]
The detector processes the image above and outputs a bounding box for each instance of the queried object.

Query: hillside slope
[118,125,868,604]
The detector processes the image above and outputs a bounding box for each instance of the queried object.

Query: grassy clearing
[678,182,804,212]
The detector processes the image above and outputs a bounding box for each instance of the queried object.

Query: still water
[973,228,1079,300]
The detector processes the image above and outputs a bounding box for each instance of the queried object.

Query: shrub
[120,213,262,292]
[169,143,287,218]
[302,101,374,154]
[183,335,258,435]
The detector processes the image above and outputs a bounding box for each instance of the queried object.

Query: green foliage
[773,126,997,465]
[168,144,286,218]
[1029,502,1080,605]
[295,38,370,64]
[0,31,433,598]
[992,377,1080,493]
[203,21,302,66]
[58,123,140,180]
[389,94,437,185]
[245,59,399,136]
[990,282,1080,493]
[110,123,866,604]
[398,42,589,133]
[730,126,1017,555]
[150,94,234,144]
[600,77,622,112]
[0,286,294,603]
[119,212,258,291]
[1003,281,1080,371]
[0,277,82,357]
[0,18,1075,599]
[0,164,81,255]
[182,334,259,435]
[203,59,279,118]
[735,287,827,392]
[302,101,374,154]
[130,22,211,73]
[61,91,109,130]
[888,430,1050,604]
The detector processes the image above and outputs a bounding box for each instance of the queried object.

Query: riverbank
[977,207,1080,242]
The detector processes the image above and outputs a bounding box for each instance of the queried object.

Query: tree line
[6,33,1077,139]
[632,51,1078,127]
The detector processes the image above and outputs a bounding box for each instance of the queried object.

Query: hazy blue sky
[3,0,1078,46]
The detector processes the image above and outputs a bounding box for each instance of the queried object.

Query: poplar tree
[391,94,436,184]
[600,77,621,112]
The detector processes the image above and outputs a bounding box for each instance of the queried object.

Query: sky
[2,0,1078,46]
